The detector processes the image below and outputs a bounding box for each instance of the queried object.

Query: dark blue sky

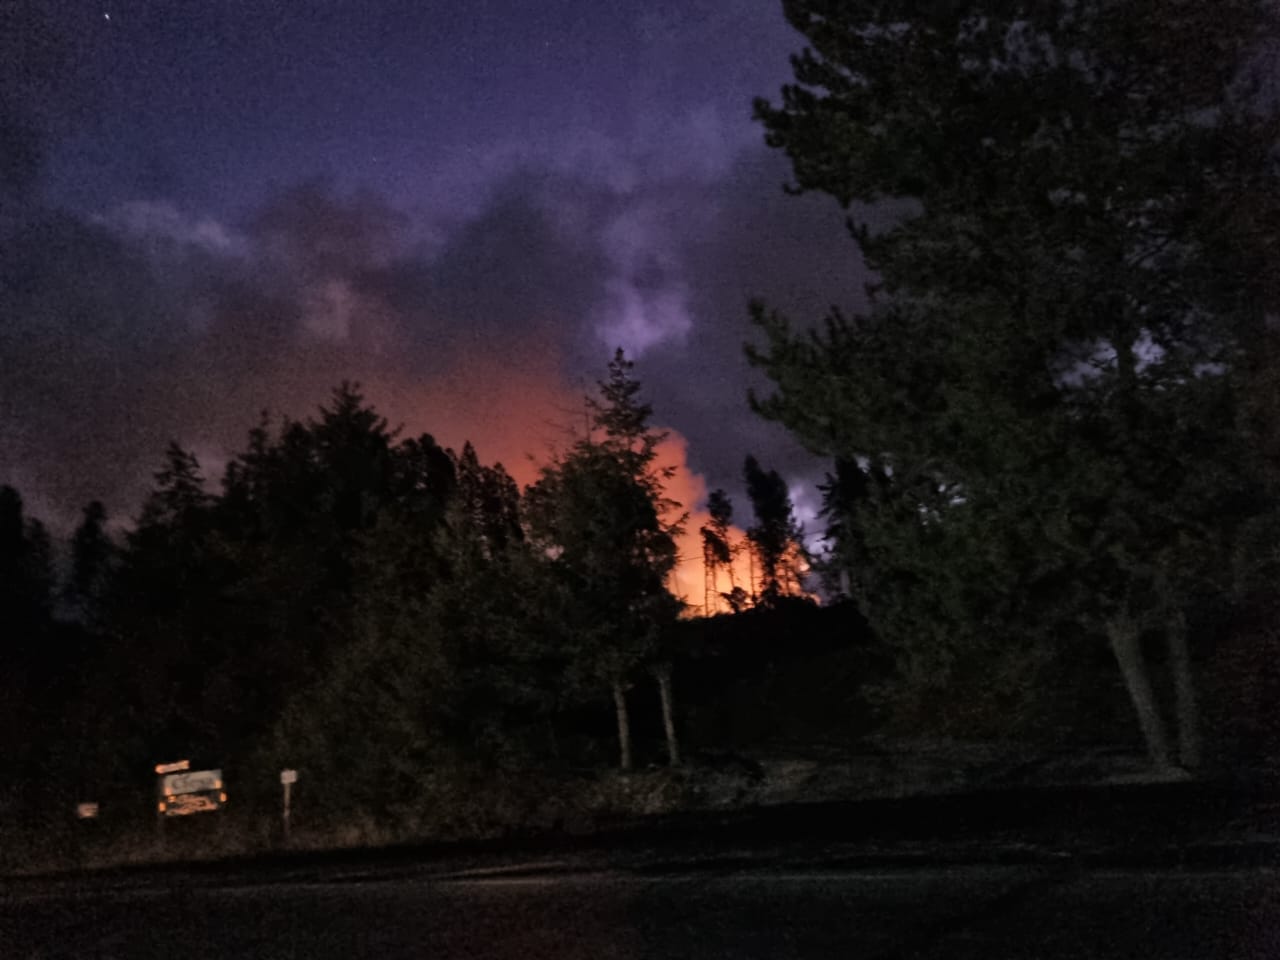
[42,1,791,216]
[3,0,868,565]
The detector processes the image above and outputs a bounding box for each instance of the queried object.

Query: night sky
[2,0,870,560]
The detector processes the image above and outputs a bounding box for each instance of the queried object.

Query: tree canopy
[525,349,685,767]
[749,0,1280,760]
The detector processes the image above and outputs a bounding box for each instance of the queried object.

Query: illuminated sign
[155,759,190,774]
[161,794,220,816]
[157,767,226,817]
[163,769,221,795]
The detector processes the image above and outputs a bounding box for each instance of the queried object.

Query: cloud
[98,201,243,257]
[1,134,869,542]
[0,177,593,529]
[593,197,695,357]
[248,184,406,277]
[622,149,871,520]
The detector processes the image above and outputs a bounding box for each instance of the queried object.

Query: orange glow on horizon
[202,331,808,616]
[654,433,809,617]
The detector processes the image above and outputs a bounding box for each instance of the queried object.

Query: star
[104,12,111,20]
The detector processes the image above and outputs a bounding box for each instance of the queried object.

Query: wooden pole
[656,665,680,767]
[612,680,633,771]
[282,779,292,844]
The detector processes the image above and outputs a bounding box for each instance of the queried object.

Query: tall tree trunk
[654,664,680,767]
[1108,617,1173,768]
[1167,611,1202,770]
[611,679,632,772]
[703,546,716,617]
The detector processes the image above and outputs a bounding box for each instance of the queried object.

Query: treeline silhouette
[1,354,857,850]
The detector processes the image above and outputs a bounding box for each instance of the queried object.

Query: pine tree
[66,500,114,624]
[743,455,805,606]
[139,442,210,529]
[0,485,55,790]
[525,350,685,769]
[749,0,1279,760]
[700,489,734,615]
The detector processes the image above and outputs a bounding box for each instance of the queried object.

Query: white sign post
[280,769,298,843]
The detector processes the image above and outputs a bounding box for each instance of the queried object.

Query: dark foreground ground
[3,779,1277,959]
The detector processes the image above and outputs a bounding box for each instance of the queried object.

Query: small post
[153,759,189,853]
[280,769,298,844]
[74,802,99,866]
[155,780,166,849]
